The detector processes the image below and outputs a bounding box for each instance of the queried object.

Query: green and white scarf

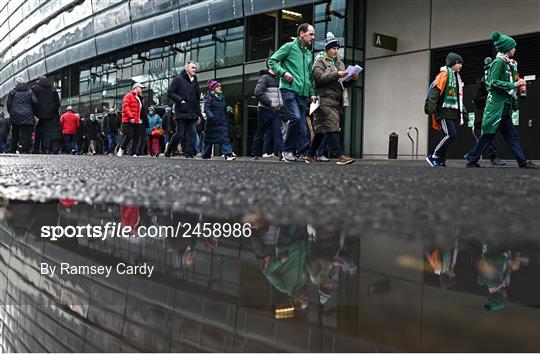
[442,66,462,111]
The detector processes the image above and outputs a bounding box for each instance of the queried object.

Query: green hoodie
[268,37,316,98]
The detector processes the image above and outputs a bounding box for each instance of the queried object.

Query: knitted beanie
[492,31,516,53]
[207,79,221,91]
[446,52,464,67]
[324,32,340,51]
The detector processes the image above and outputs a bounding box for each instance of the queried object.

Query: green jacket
[482,57,518,134]
[262,238,311,297]
[268,37,316,98]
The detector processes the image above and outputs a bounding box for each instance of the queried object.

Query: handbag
[151,128,164,136]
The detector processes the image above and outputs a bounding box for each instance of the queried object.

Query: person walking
[268,23,318,162]
[0,112,10,153]
[425,52,465,168]
[165,61,202,158]
[202,80,235,160]
[306,32,356,165]
[117,83,144,157]
[102,108,120,154]
[85,114,101,155]
[162,106,175,146]
[59,106,79,154]
[465,32,535,168]
[146,107,163,157]
[7,78,35,153]
[251,61,284,160]
[471,57,506,166]
[31,76,61,154]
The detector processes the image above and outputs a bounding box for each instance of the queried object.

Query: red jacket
[60,111,80,134]
[122,91,141,124]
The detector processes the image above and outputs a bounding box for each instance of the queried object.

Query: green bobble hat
[445,52,463,67]
[492,31,516,53]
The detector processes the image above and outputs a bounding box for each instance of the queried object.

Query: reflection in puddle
[0,199,538,352]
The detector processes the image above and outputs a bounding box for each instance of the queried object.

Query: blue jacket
[167,70,202,120]
[146,114,162,135]
[203,92,229,144]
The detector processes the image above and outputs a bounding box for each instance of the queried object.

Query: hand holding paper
[339,65,363,83]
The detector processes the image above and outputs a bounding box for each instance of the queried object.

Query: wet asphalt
[0,154,539,241]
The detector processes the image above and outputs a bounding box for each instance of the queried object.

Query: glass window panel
[216,25,244,67]
[96,27,133,55]
[79,94,91,117]
[209,0,243,23]
[279,5,313,46]
[179,2,209,31]
[149,78,169,107]
[154,11,180,38]
[246,13,276,61]
[90,91,102,114]
[93,2,130,34]
[69,39,97,65]
[314,1,345,52]
[91,0,123,14]
[66,0,93,23]
[243,0,283,16]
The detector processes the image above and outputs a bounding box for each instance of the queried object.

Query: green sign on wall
[373,33,397,51]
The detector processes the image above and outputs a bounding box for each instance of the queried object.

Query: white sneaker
[225,155,236,161]
[282,152,297,162]
[262,153,271,158]
[318,155,330,162]
[117,149,124,156]
[132,154,137,157]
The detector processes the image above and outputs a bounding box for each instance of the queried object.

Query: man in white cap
[118,83,144,156]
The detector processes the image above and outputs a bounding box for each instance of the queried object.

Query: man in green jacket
[269,23,318,162]
[465,32,535,168]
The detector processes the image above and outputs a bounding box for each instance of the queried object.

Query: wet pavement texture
[0,154,539,241]
[0,155,539,352]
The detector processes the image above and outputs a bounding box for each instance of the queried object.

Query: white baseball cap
[132,82,145,89]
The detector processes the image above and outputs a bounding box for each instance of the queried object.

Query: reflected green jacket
[268,37,316,98]
[262,238,311,297]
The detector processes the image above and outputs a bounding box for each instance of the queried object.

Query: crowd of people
[4,26,534,167]
[1,22,359,165]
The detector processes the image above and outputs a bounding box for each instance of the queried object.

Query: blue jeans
[281,89,309,154]
[202,143,233,159]
[317,135,328,157]
[263,130,272,155]
[467,104,527,166]
[252,107,284,157]
[105,132,117,153]
[195,133,202,154]
[63,134,78,153]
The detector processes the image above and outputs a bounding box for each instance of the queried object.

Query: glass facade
[0,0,365,157]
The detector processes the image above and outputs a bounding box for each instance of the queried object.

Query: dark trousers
[473,127,498,160]
[168,119,197,157]
[120,123,142,155]
[252,107,284,157]
[433,118,457,162]
[468,104,527,166]
[34,120,43,152]
[10,125,33,153]
[64,134,77,153]
[309,131,342,158]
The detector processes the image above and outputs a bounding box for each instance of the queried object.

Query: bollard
[388,132,398,159]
